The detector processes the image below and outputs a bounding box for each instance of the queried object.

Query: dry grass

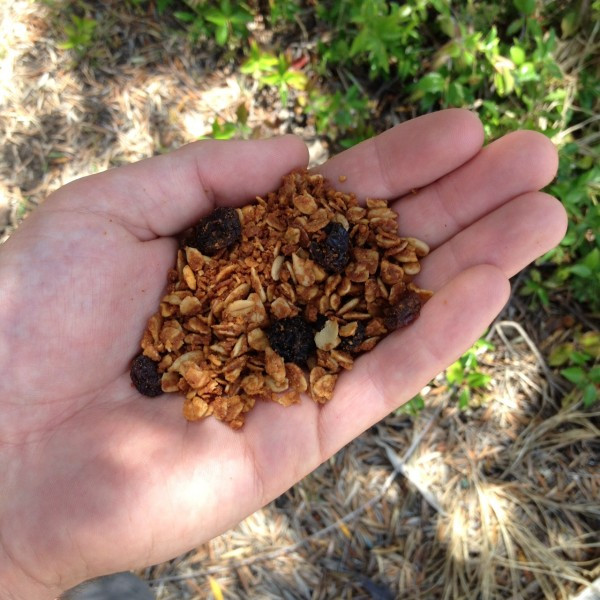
[1,3,599,599]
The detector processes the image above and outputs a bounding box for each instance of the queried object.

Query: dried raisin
[309,222,350,274]
[383,292,422,331]
[187,206,241,256]
[266,316,315,364]
[338,321,366,352]
[130,355,163,397]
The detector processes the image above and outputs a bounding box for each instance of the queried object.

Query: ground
[1,2,598,598]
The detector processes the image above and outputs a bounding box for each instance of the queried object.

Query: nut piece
[314,319,341,351]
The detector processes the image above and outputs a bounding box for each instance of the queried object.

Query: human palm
[0,110,566,598]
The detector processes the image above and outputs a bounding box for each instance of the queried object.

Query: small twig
[553,113,600,142]
[293,13,309,41]
[376,407,446,516]
[340,67,367,96]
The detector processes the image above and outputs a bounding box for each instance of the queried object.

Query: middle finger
[393,130,558,249]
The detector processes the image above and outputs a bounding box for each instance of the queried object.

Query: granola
[131,170,432,429]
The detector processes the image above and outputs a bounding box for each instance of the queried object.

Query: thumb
[51,135,309,240]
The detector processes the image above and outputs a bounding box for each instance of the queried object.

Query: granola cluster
[132,170,432,429]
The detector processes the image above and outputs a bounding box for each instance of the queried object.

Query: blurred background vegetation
[1,0,599,597]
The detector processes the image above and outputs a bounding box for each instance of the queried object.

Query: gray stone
[62,572,154,600]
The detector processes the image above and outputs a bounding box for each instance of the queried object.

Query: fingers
[316,265,510,458]
[415,192,568,291]
[393,130,559,248]
[316,109,484,198]
[53,135,309,240]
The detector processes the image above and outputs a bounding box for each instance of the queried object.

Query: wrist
[0,550,60,600]
[0,484,67,600]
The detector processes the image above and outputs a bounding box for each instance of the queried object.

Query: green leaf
[561,11,579,38]
[516,62,539,82]
[548,343,575,367]
[211,121,236,140]
[507,18,524,36]
[157,0,172,14]
[215,23,228,45]
[580,332,600,359]
[283,70,307,90]
[446,81,465,106]
[589,367,600,384]
[437,14,455,37]
[569,351,592,366]
[416,72,445,93]
[513,0,535,16]
[492,67,514,96]
[349,30,370,57]
[260,72,280,86]
[466,372,492,388]
[561,366,586,386]
[235,102,248,125]
[230,10,253,25]
[568,264,592,278]
[446,361,464,385]
[205,9,228,27]
[174,11,195,23]
[583,248,600,270]
[509,45,525,66]
[582,384,598,407]
[458,387,471,410]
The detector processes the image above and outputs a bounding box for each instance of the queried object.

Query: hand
[0,110,566,599]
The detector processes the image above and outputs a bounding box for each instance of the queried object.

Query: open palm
[0,110,566,598]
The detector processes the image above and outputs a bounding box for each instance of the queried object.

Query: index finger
[316,109,484,199]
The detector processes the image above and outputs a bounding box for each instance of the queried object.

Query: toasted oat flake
[132,169,432,428]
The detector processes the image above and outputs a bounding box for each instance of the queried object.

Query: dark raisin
[383,292,422,331]
[187,206,241,256]
[309,222,350,274]
[130,355,163,397]
[338,321,366,352]
[266,316,315,364]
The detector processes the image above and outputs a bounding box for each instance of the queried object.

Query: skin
[0,109,567,599]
